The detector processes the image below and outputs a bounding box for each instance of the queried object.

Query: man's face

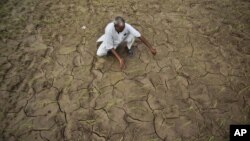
[114,23,125,33]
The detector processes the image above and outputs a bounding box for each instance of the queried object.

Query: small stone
[81,25,86,30]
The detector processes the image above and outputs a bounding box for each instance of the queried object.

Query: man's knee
[96,51,106,57]
[96,52,106,57]
[126,35,135,43]
[96,43,107,57]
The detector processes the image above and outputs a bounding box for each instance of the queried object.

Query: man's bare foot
[128,49,133,57]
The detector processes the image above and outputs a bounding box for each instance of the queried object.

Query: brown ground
[0,0,250,141]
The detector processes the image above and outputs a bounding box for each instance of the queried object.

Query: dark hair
[114,16,125,25]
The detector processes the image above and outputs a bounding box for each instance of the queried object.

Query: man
[96,16,156,69]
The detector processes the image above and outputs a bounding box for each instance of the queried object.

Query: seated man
[96,16,156,69]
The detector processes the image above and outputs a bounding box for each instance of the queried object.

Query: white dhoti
[96,34,135,57]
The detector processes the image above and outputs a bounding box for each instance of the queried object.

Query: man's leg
[125,34,136,50]
[125,34,135,56]
[96,42,109,57]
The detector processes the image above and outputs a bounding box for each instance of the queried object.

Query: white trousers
[96,34,135,57]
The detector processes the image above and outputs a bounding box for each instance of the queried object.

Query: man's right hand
[119,58,126,70]
[111,48,125,70]
[150,48,157,55]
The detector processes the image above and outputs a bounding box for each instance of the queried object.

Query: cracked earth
[0,0,250,141]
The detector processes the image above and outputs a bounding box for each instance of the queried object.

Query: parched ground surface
[0,0,250,141]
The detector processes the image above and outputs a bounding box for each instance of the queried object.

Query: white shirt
[97,22,141,50]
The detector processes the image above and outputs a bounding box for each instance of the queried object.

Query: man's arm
[138,35,157,55]
[126,23,156,55]
[111,48,125,70]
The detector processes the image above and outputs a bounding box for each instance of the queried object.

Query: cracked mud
[0,0,250,141]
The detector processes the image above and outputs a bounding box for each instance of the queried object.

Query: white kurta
[96,22,141,56]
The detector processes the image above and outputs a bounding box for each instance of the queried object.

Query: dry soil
[0,0,250,141]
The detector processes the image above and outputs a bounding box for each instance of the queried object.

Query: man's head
[114,16,125,33]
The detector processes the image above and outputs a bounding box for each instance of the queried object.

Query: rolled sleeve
[126,23,141,37]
